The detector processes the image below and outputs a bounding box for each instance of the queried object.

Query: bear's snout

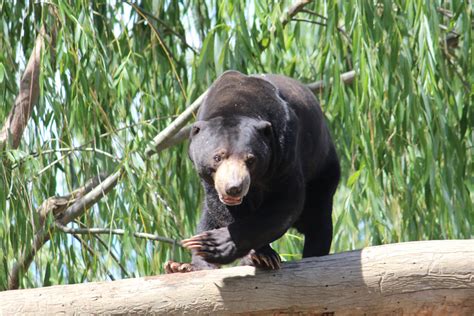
[214,158,250,206]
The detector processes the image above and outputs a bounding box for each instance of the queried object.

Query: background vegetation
[0,0,472,290]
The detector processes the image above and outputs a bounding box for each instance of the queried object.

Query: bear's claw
[181,228,238,264]
[248,249,281,270]
[164,260,195,273]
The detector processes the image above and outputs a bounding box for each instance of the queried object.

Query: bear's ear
[191,121,205,137]
[256,121,272,138]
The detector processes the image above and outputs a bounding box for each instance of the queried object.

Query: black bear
[165,70,340,273]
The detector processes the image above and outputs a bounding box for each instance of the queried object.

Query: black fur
[187,70,340,269]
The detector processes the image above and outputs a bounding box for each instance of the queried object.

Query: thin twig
[300,8,328,20]
[442,51,470,91]
[292,18,327,27]
[292,17,351,42]
[55,222,178,245]
[33,147,118,176]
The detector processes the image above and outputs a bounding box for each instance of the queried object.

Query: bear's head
[189,116,273,206]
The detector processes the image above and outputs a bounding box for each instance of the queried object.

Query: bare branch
[292,15,352,42]
[437,7,454,19]
[281,0,314,27]
[300,8,328,20]
[56,171,122,225]
[306,70,356,93]
[0,25,55,150]
[55,222,178,245]
[291,17,327,27]
[145,91,207,156]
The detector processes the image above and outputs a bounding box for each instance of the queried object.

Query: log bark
[1,240,473,315]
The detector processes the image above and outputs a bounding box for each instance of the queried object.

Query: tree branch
[2,240,473,314]
[55,223,178,245]
[291,17,327,27]
[0,25,55,150]
[306,70,356,93]
[145,91,207,156]
[281,0,314,27]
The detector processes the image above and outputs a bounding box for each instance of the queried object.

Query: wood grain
[1,240,473,315]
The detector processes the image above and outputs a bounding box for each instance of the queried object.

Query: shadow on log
[1,240,473,315]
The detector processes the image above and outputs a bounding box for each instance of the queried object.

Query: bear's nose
[226,184,242,197]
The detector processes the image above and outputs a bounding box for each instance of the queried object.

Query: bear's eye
[246,154,256,166]
[213,154,222,163]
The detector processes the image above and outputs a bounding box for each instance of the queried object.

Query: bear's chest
[207,187,265,226]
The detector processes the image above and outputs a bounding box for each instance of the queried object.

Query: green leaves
[0,0,472,289]
[0,62,5,83]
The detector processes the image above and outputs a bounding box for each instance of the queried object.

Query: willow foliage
[0,0,472,289]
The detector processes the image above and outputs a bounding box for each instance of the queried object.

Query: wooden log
[1,240,473,315]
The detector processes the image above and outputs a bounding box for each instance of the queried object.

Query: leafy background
[0,0,472,289]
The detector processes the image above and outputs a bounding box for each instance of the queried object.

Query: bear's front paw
[182,228,239,264]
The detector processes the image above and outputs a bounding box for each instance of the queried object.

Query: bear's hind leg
[297,169,339,257]
[301,196,333,258]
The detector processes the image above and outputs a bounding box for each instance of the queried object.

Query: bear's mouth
[219,194,243,206]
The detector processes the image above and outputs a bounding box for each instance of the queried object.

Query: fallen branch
[2,240,473,314]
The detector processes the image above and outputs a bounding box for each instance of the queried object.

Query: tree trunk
[1,240,473,315]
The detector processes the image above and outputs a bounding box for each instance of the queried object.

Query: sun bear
[165,70,340,273]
